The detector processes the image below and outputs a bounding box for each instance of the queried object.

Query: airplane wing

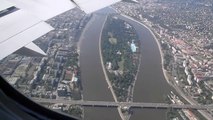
[0,0,122,60]
[73,0,121,14]
[7,0,76,20]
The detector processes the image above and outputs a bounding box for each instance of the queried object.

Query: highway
[33,98,212,110]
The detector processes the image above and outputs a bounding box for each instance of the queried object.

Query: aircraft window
[1,0,213,120]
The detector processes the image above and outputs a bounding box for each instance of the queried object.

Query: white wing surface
[74,0,121,13]
[7,0,76,20]
[0,0,122,60]
[0,0,14,11]
[0,9,53,60]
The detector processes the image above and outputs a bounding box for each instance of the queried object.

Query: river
[79,13,121,120]
[79,8,174,120]
[116,15,173,120]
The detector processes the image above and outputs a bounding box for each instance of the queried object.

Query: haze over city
[1,0,213,120]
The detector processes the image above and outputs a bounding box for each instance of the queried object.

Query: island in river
[101,15,141,103]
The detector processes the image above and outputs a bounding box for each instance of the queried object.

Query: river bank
[119,14,170,86]
[100,14,145,119]
[140,18,212,120]
[79,13,121,120]
[77,7,209,120]
[114,13,172,120]
[98,15,126,120]
[119,14,212,120]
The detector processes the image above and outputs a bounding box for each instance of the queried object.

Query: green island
[101,15,140,102]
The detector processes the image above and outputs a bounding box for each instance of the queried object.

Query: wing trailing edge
[0,0,124,60]
[15,42,46,57]
[7,0,76,21]
[73,0,121,13]
[0,9,53,60]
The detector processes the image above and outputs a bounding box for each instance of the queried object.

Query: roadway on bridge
[32,98,212,110]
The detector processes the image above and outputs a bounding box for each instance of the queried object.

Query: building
[187,75,192,85]
[130,41,137,53]
[6,77,19,85]
[106,62,112,70]
[64,70,73,81]
[57,84,67,96]
[71,74,78,83]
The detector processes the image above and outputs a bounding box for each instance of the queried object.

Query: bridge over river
[33,98,213,110]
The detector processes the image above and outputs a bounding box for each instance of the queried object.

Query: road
[33,98,212,110]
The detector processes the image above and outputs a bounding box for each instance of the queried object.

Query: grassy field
[108,32,117,45]
[118,56,124,72]
[109,37,117,45]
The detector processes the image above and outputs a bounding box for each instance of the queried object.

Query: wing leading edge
[0,0,122,60]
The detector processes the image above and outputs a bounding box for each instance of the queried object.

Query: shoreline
[78,13,125,119]
[78,14,124,119]
[77,9,212,119]
[119,14,212,120]
[78,17,96,88]
[98,15,118,102]
[120,14,171,85]
[98,14,126,120]
[77,14,95,119]
[77,14,94,55]
[99,13,142,120]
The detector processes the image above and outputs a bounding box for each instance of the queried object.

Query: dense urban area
[1,0,213,120]
[0,8,89,118]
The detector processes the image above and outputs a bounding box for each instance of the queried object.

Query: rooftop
[131,42,137,53]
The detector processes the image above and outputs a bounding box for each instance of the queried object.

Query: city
[1,0,213,120]
[114,0,213,119]
[0,8,90,118]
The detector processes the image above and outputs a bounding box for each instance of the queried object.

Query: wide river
[79,8,174,120]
